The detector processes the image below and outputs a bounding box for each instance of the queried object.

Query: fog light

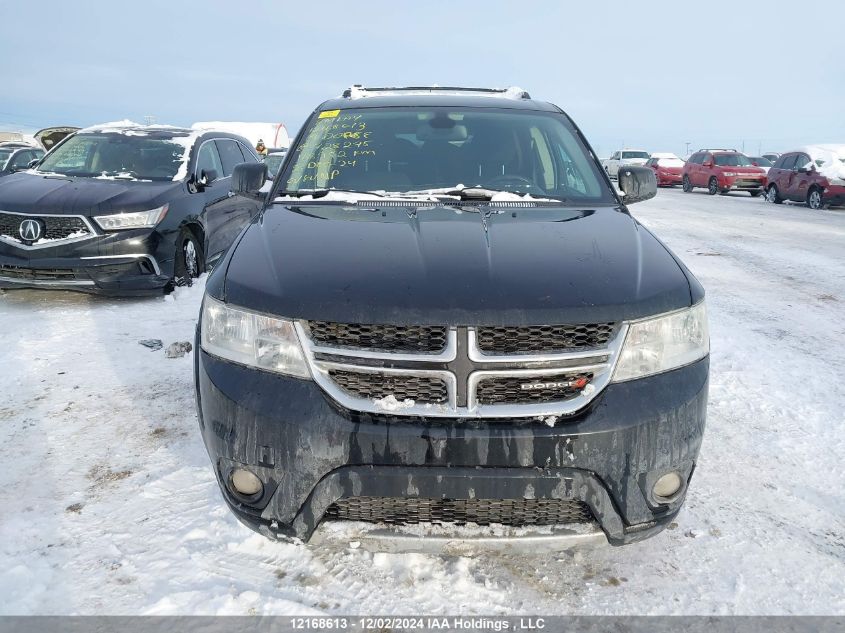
[231,468,263,497]
[653,472,683,499]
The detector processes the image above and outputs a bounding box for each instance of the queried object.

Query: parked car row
[606,145,843,209]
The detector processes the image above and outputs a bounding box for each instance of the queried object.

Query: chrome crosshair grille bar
[295,322,628,418]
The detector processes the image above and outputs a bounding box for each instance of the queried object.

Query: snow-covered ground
[0,189,843,615]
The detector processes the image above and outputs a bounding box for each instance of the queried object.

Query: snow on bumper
[195,347,708,546]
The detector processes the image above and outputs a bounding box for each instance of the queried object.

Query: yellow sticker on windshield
[318,109,340,119]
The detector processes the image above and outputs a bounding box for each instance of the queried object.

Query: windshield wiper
[404,186,565,203]
[277,189,385,198]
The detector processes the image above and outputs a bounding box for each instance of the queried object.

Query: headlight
[722,172,736,177]
[200,295,310,378]
[612,302,708,382]
[93,204,168,230]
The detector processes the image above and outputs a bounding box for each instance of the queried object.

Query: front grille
[476,324,616,354]
[329,369,448,404]
[476,372,593,405]
[0,212,91,244]
[0,264,77,280]
[306,321,620,418]
[324,496,594,526]
[308,321,447,353]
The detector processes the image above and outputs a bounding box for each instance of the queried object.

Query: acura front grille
[0,211,95,249]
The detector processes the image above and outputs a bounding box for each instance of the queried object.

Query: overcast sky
[1,0,843,157]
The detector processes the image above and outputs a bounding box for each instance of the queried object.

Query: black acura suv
[0,122,262,295]
[196,87,709,550]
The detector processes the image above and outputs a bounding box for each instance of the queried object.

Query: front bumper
[196,346,709,547]
[823,184,845,207]
[0,229,173,296]
[719,176,765,191]
[656,172,682,186]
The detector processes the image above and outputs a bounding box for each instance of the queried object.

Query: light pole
[685,142,691,157]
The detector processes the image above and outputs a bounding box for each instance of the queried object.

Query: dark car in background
[263,150,287,179]
[765,145,845,209]
[0,122,263,295]
[34,126,81,152]
[0,144,44,178]
[195,86,709,551]
[682,149,766,196]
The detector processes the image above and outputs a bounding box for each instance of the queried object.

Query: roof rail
[698,148,739,153]
[341,85,531,100]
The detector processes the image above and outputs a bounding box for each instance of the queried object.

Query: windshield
[264,153,286,178]
[657,157,684,167]
[714,154,754,167]
[36,132,191,181]
[280,107,614,202]
[0,149,12,166]
[621,151,649,159]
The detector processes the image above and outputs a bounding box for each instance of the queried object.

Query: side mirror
[231,162,267,197]
[618,165,657,205]
[703,160,713,168]
[796,166,809,174]
[198,168,219,187]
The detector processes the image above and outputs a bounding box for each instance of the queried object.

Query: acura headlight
[200,295,310,378]
[93,204,168,230]
[612,302,709,382]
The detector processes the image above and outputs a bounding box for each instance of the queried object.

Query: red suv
[682,149,766,196]
[765,145,845,210]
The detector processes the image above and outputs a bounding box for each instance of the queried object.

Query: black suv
[0,123,262,295]
[0,144,45,178]
[195,86,709,550]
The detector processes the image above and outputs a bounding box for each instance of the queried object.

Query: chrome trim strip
[467,326,624,364]
[308,522,607,553]
[301,322,457,362]
[467,362,612,417]
[0,275,94,287]
[0,210,98,250]
[79,254,162,276]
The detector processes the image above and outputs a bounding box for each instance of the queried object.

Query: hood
[621,158,649,166]
[657,165,683,174]
[34,127,80,151]
[0,172,181,215]
[220,203,695,326]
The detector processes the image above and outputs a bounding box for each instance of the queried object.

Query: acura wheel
[174,228,205,287]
